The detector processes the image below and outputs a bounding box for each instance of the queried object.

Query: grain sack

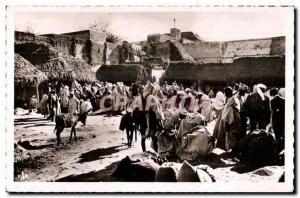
[177,112,206,139]
[177,127,215,161]
[155,162,182,182]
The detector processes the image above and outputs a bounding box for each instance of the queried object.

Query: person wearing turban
[213,87,241,152]
[235,84,248,138]
[244,83,271,132]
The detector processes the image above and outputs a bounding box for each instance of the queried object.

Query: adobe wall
[147,34,173,43]
[102,42,142,65]
[15,31,51,44]
[182,41,223,60]
[270,37,285,55]
[72,38,92,64]
[62,30,90,40]
[197,56,285,87]
[170,28,181,40]
[130,43,142,62]
[143,42,170,61]
[73,41,84,59]
[90,31,107,44]
[46,34,73,55]
[60,30,107,65]
[105,42,119,65]
[165,56,285,87]
[35,35,51,43]
[15,31,35,43]
[15,30,109,66]
[223,38,272,58]
[182,37,285,61]
[90,42,105,65]
[107,46,120,65]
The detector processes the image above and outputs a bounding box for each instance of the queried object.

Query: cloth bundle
[155,161,215,182]
[177,126,215,161]
[177,112,206,139]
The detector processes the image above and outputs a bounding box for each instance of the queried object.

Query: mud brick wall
[165,56,285,87]
[223,39,272,57]
[62,30,90,40]
[231,56,285,86]
[106,42,119,65]
[170,28,181,40]
[147,34,174,43]
[73,40,85,59]
[90,31,107,65]
[182,37,285,61]
[90,42,105,66]
[143,42,170,61]
[62,30,107,65]
[72,38,92,64]
[90,31,107,44]
[270,37,285,55]
[15,31,35,43]
[182,41,223,60]
[199,57,285,86]
[53,41,72,55]
[34,36,51,44]
[47,34,73,55]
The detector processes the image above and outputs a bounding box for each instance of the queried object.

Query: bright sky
[14,9,291,42]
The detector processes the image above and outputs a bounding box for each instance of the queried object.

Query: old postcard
[6,5,294,193]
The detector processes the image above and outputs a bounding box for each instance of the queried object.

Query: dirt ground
[14,109,284,182]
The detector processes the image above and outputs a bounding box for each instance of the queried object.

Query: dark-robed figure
[213,87,241,152]
[270,87,285,151]
[131,82,162,152]
[48,89,58,121]
[244,84,271,132]
[235,84,248,138]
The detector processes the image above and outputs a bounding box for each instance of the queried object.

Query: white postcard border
[5,5,295,193]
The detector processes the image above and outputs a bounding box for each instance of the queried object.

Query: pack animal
[53,113,87,146]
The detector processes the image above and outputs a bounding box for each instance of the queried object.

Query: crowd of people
[117,80,285,158]
[34,81,95,121]
[28,79,285,160]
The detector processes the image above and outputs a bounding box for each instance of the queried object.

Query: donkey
[53,113,87,146]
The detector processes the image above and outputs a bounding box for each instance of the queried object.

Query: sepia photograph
[5,5,294,193]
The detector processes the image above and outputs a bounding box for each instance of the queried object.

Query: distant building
[15,30,142,66]
[15,26,285,67]
[15,30,109,66]
[145,27,285,64]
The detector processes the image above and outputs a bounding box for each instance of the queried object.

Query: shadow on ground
[18,140,55,150]
[56,161,123,182]
[23,123,54,128]
[77,145,126,163]
[15,117,49,123]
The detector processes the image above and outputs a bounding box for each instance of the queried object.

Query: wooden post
[36,81,40,109]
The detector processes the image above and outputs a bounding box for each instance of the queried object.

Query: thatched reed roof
[14,54,47,87]
[38,55,96,83]
[63,55,96,82]
[15,41,95,83]
[15,42,59,65]
[96,64,148,84]
[38,56,75,81]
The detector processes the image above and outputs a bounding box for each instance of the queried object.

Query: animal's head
[78,113,87,125]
